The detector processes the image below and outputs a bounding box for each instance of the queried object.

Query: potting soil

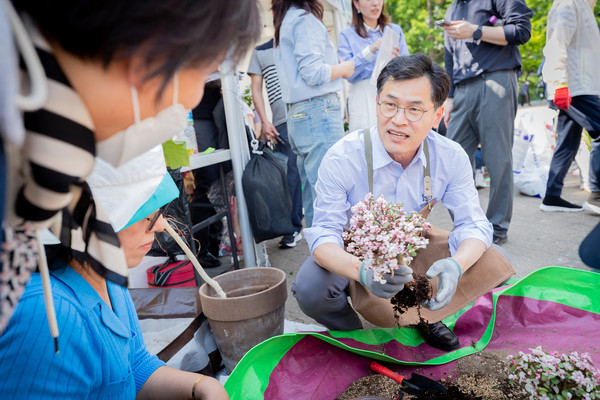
[224,267,600,400]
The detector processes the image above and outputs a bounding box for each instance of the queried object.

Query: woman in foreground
[0,147,228,400]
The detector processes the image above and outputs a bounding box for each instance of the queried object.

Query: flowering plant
[342,193,430,283]
[507,346,600,399]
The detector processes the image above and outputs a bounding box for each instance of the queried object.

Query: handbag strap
[363,129,432,209]
[151,260,192,287]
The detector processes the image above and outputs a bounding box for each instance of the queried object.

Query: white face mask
[96,76,188,167]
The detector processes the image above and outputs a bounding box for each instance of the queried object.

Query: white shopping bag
[512,108,557,198]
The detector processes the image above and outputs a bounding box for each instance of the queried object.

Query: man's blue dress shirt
[305,127,493,255]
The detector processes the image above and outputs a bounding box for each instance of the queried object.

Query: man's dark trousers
[546,95,600,197]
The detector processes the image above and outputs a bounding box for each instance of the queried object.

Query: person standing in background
[273,0,354,228]
[338,0,409,132]
[190,80,225,267]
[442,0,533,246]
[520,80,530,106]
[248,39,304,248]
[540,0,600,214]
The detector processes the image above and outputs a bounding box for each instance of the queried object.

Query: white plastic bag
[512,108,557,198]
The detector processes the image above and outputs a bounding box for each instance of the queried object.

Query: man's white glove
[423,257,462,311]
[358,260,413,299]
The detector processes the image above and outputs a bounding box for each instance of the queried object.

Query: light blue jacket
[276,6,343,104]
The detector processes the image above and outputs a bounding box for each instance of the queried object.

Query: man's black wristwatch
[473,25,483,40]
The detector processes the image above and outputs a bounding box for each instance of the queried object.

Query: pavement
[262,105,600,327]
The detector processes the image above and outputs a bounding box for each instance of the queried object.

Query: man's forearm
[250,83,270,125]
[313,242,362,282]
[450,238,487,275]
[481,25,508,46]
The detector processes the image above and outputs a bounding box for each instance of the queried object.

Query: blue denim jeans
[286,93,344,227]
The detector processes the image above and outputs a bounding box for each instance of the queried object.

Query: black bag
[148,169,195,257]
[242,140,294,243]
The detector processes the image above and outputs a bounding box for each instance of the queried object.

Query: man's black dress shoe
[419,321,460,351]
[199,252,221,268]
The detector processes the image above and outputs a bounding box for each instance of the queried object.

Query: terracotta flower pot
[199,267,287,373]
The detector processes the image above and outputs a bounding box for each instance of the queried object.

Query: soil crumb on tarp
[336,374,401,400]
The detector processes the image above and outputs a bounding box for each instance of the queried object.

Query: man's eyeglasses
[378,101,435,122]
[145,204,170,232]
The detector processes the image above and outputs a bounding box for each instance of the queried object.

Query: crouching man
[292,54,512,351]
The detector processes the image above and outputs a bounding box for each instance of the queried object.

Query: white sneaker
[583,201,600,215]
[279,231,302,248]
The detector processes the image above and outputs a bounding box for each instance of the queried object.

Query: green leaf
[162,139,189,169]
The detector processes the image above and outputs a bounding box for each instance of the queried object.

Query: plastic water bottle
[182,111,198,156]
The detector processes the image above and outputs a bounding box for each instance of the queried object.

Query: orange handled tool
[369,361,447,394]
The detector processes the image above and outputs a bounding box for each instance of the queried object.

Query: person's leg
[275,122,303,233]
[587,137,600,213]
[286,109,313,227]
[292,256,362,330]
[287,94,344,227]
[191,119,222,263]
[543,111,583,199]
[563,95,600,213]
[446,83,482,174]
[477,71,517,241]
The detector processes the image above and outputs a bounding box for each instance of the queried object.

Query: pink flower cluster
[507,346,600,399]
[342,193,430,283]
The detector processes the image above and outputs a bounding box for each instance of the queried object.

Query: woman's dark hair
[272,0,324,46]
[376,54,450,108]
[14,0,261,92]
[352,0,390,38]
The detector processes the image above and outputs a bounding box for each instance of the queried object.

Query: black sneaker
[199,252,221,268]
[279,231,302,248]
[583,192,600,215]
[539,196,583,212]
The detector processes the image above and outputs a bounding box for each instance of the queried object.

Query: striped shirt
[247,39,287,126]
[7,22,129,297]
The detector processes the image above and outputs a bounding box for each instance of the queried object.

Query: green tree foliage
[387,0,600,100]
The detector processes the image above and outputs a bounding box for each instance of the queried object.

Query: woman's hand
[369,38,382,54]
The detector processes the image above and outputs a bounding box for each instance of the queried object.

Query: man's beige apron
[348,130,515,327]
